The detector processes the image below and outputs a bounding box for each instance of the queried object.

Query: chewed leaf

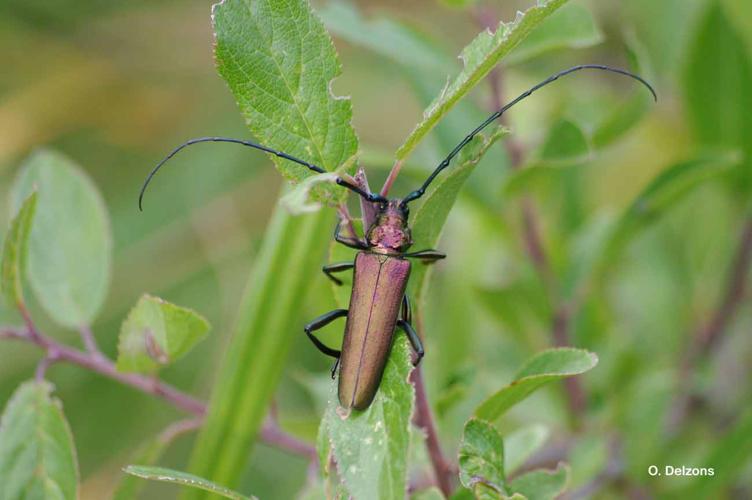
[1,191,37,308]
[281,173,340,214]
[116,294,210,374]
[213,0,358,204]
[323,337,414,500]
[0,381,79,500]
[396,0,569,160]
[474,348,598,422]
[123,466,254,500]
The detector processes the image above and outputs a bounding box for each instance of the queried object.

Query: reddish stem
[380,160,404,197]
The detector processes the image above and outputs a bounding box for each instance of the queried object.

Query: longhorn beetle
[140,65,656,411]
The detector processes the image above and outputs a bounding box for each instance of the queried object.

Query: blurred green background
[1,0,750,498]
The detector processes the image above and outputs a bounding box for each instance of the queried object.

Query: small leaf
[213,0,358,203]
[1,191,37,308]
[506,4,603,64]
[0,381,79,500]
[537,119,590,165]
[396,0,569,161]
[11,150,112,328]
[504,424,550,474]
[458,419,506,494]
[508,463,569,500]
[116,294,210,374]
[474,348,598,422]
[410,127,507,302]
[323,337,414,500]
[123,466,254,500]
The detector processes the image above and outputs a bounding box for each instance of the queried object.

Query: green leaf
[116,294,210,374]
[323,337,414,500]
[508,463,569,500]
[319,1,452,74]
[504,424,549,474]
[410,127,507,302]
[505,4,603,64]
[123,466,254,500]
[212,0,358,203]
[458,419,506,495]
[0,381,79,500]
[11,149,112,328]
[188,204,330,495]
[281,172,341,215]
[396,0,569,161]
[113,421,199,500]
[597,154,739,275]
[1,191,37,309]
[537,119,590,165]
[474,348,598,422]
[683,2,752,184]
[413,487,446,500]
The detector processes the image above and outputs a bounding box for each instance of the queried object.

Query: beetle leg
[334,219,368,250]
[330,357,341,379]
[401,295,412,324]
[397,319,424,366]
[404,249,446,264]
[322,261,354,286]
[304,309,348,359]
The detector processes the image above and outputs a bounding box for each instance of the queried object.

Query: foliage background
[0,0,750,498]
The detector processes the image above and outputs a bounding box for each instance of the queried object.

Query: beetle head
[366,199,412,254]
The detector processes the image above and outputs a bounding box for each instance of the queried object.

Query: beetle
[140,64,656,411]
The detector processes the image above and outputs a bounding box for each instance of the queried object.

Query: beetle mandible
[140,64,656,411]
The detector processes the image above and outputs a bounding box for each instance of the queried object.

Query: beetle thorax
[367,200,412,254]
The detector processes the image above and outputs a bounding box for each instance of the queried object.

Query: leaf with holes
[116,294,210,374]
[1,192,37,309]
[0,381,79,500]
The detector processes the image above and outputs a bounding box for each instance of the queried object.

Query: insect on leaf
[458,419,506,496]
[123,466,255,500]
[213,0,358,204]
[323,337,414,500]
[396,0,570,161]
[1,191,37,309]
[474,348,598,422]
[11,149,112,329]
[116,294,210,374]
[0,381,79,500]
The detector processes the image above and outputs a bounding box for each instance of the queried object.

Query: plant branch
[668,212,752,431]
[380,160,403,197]
[1,321,316,460]
[411,367,454,496]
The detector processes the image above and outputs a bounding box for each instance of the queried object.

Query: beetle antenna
[139,136,385,210]
[401,64,657,207]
